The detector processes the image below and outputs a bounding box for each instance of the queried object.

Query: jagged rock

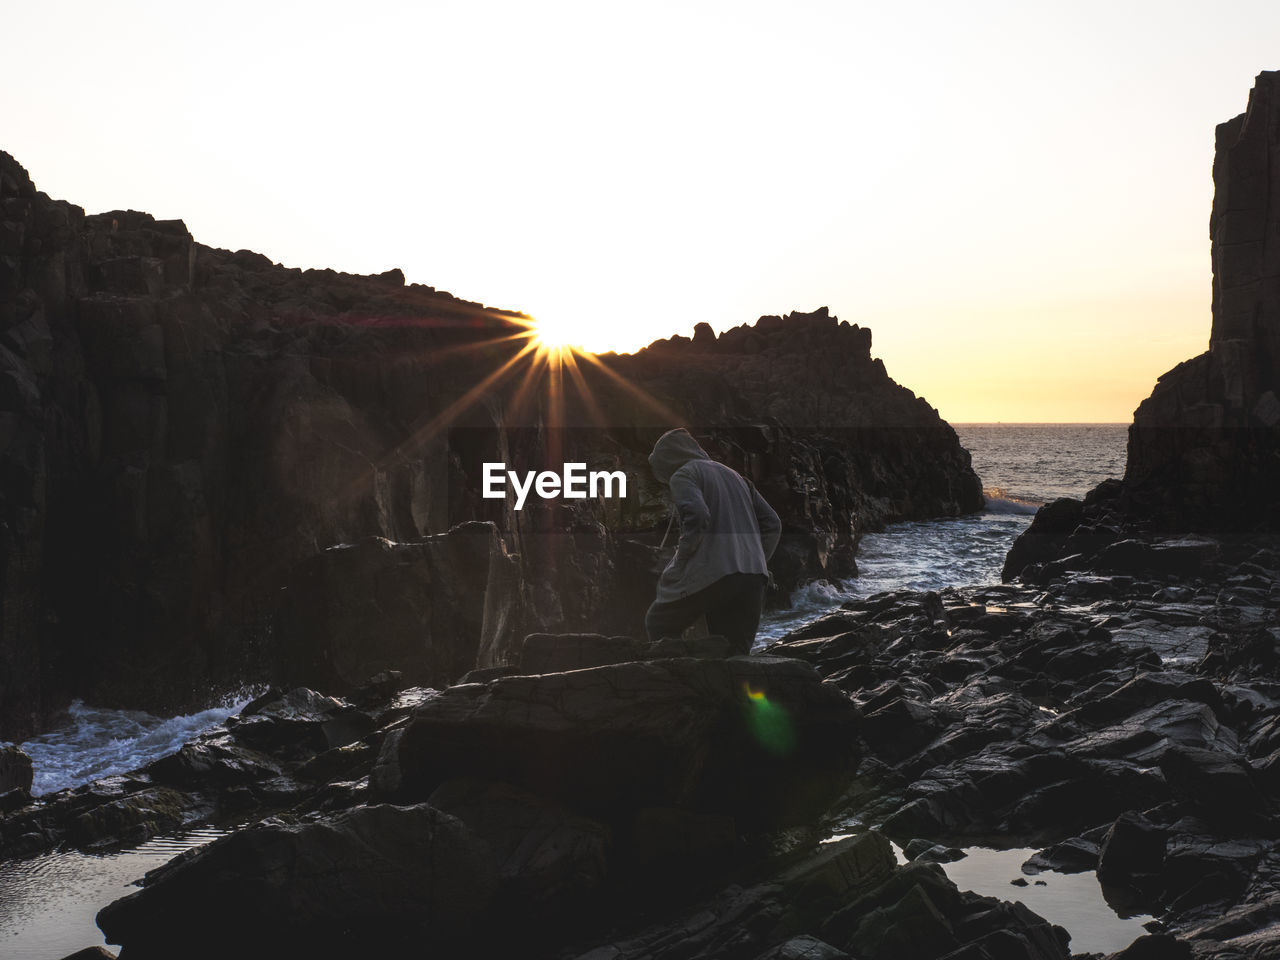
[224,686,370,755]
[903,839,966,863]
[373,656,859,833]
[0,744,33,793]
[1023,836,1100,874]
[1157,830,1267,915]
[97,803,499,959]
[1157,746,1266,820]
[0,786,32,814]
[1093,538,1221,577]
[1002,498,1085,582]
[66,786,189,849]
[274,525,523,692]
[1104,934,1191,960]
[293,741,379,784]
[751,936,851,960]
[427,777,611,928]
[147,733,284,788]
[1097,811,1167,884]
[567,832,900,960]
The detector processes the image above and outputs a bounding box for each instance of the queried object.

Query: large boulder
[373,655,859,833]
[96,803,498,959]
[1001,497,1084,582]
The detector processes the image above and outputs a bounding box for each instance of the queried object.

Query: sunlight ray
[577,350,685,425]
[561,347,610,430]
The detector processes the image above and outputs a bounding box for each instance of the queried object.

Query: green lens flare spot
[742,682,796,755]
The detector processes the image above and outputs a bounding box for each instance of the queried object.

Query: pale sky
[6,1,1279,421]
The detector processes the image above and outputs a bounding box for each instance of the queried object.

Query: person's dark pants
[644,572,768,655]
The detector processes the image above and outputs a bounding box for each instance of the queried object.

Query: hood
[648,428,711,483]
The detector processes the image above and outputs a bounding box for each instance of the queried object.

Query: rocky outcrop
[1121,72,1280,530]
[602,310,983,591]
[273,523,522,692]
[768,535,1280,958]
[371,656,859,834]
[0,151,979,737]
[1005,73,1280,583]
[0,745,32,806]
[0,647,1065,960]
[12,543,1280,958]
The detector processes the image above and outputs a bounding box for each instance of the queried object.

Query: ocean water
[18,698,252,797]
[874,842,1152,955]
[0,829,229,960]
[757,424,1129,642]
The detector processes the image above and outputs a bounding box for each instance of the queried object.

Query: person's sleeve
[665,469,710,578]
[751,483,782,560]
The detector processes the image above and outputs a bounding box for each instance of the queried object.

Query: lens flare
[742,682,796,755]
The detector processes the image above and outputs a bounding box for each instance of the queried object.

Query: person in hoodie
[645,428,782,654]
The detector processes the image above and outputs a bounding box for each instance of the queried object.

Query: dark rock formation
[1121,72,1280,531]
[14,542,1279,957]
[768,534,1280,959]
[1006,72,1280,585]
[0,744,32,795]
[97,803,500,958]
[6,648,1071,960]
[0,643,1076,960]
[372,656,858,835]
[0,150,979,738]
[273,523,522,692]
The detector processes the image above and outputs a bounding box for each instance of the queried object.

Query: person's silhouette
[644,428,781,654]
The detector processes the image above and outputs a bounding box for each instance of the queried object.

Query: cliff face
[1005,73,1280,582]
[1123,71,1280,530]
[0,151,980,736]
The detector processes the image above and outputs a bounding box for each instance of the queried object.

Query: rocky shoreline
[4,528,1278,959]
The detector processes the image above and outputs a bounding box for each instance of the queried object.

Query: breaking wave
[11,696,252,797]
[982,487,1042,516]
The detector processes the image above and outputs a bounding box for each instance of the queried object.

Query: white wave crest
[982,487,1042,516]
[12,695,252,796]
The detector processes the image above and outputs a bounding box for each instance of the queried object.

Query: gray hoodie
[648,428,782,602]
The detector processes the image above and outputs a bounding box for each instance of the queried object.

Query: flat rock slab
[375,655,859,832]
[1110,622,1215,665]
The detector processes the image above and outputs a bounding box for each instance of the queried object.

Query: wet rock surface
[766,534,1280,960]
[0,649,1069,960]
[0,743,33,796]
[4,539,1277,959]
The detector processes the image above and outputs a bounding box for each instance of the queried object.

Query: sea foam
[982,487,1042,516]
[9,696,252,796]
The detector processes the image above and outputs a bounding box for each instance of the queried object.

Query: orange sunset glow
[7,2,1280,421]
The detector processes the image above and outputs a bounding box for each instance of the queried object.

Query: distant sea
[757,423,1130,642]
